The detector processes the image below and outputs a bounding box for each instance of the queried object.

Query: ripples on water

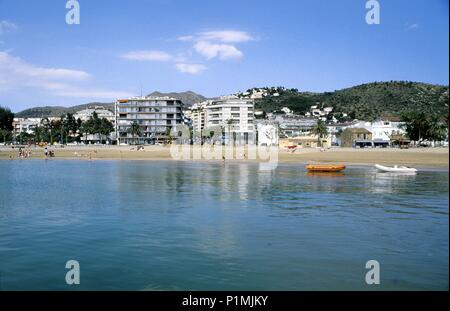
[0,160,448,290]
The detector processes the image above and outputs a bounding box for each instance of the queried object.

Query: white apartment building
[371,120,406,142]
[12,118,41,136]
[187,100,212,133]
[205,97,255,145]
[115,96,184,145]
[74,106,115,124]
[348,119,406,147]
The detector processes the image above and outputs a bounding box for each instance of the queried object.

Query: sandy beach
[0,145,448,168]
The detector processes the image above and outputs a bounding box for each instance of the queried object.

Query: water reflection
[306,172,346,178]
[1,160,447,290]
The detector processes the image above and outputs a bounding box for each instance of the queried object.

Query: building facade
[115,96,184,145]
[205,97,255,145]
[187,101,211,133]
[74,106,115,124]
[341,128,373,148]
[268,114,317,138]
[347,120,406,147]
[12,118,41,136]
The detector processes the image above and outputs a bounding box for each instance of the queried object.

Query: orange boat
[305,164,346,172]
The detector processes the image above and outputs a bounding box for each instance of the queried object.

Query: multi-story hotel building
[115,96,184,145]
[187,100,212,133]
[12,118,42,137]
[204,97,255,144]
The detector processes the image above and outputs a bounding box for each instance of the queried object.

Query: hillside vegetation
[14,82,449,121]
[254,81,449,120]
[15,91,208,118]
[16,103,114,118]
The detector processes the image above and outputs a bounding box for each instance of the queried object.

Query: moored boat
[305,164,346,172]
[374,164,417,173]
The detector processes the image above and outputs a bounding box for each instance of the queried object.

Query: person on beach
[44,147,48,158]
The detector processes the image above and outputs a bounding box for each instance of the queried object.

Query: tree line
[1,105,448,146]
[400,112,448,145]
[0,106,114,144]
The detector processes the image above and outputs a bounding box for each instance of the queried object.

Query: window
[231,107,240,111]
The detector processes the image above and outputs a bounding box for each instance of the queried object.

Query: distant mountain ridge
[14,82,449,120]
[146,91,208,106]
[15,91,208,118]
[15,102,114,118]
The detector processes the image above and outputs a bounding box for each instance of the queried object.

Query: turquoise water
[0,160,448,290]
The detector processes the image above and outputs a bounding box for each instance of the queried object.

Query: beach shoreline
[1,145,448,169]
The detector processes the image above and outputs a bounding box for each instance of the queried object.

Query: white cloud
[177,30,252,61]
[178,30,254,43]
[0,20,18,35]
[52,89,133,99]
[175,63,207,75]
[0,51,90,91]
[194,41,243,60]
[122,30,253,74]
[197,30,254,43]
[0,51,131,99]
[121,50,172,61]
[405,23,419,31]
[177,35,194,42]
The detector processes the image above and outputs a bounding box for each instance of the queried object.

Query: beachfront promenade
[0,145,448,168]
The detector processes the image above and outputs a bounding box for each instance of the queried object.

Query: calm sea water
[0,160,448,290]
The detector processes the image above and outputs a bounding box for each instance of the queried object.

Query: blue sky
[0,0,448,112]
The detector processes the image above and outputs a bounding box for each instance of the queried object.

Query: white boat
[374,164,417,173]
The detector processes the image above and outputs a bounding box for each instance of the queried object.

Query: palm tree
[311,119,328,148]
[62,113,78,144]
[32,125,45,143]
[100,118,114,144]
[0,128,10,144]
[426,116,447,146]
[80,120,93,144]
[128,121,141,145]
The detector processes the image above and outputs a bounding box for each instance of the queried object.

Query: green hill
[16,103,114,118]
[15,91,208,118]
[146,91,207,106]
[14,82,449,121]
[254,81,449,121]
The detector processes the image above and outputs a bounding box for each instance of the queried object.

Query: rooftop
[345,127,372,133]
